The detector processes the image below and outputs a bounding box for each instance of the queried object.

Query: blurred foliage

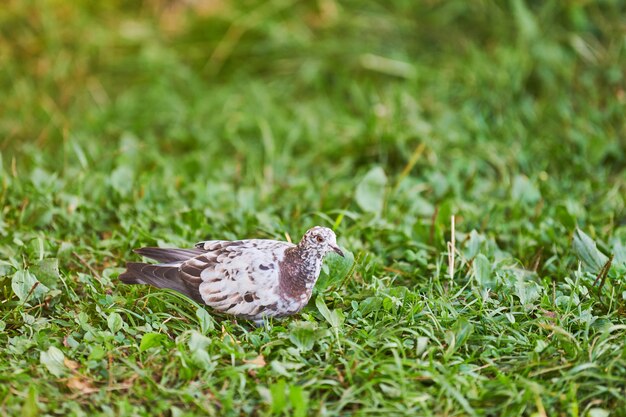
[1,0,626,415]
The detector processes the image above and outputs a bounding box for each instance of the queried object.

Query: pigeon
[119,226,344,324]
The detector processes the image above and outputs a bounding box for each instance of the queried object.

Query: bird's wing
[180,240,295,318]
[134,247,206,263]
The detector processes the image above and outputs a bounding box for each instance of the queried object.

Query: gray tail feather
[134,247,205,263]
[119,262,203,303]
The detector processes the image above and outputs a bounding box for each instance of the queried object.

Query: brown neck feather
[278,246,319,299]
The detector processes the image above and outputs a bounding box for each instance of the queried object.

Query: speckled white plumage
[194,239,293,317]
[119,226,344,324]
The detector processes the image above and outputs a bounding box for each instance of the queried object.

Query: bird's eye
[315,235,324,243]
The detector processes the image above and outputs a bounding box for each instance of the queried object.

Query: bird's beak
[331,245,345,257]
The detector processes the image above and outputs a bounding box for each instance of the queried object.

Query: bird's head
[299,226,344,257]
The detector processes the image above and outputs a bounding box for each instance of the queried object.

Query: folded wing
[120,240,293,320]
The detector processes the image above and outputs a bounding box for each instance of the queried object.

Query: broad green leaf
[317,248,355,291]
[511,175,541,205]
[188,331,213,370]
[315,297,344,328]
[359,296,382,316]
[573,229,609,273]
[453,318,474,348]
[416,337,429,356]
[40,346,66,377]
[11,270,49,303]
[196,307,214,334]
[329,309,344,328]
[289,385,309,417]
[0,260,16,277]
[288,322,318,351]
[473,254,494,288]
[555,204,576,230]
[140,332,167,352]
[515,281,542,308]
[89,345,106,361]
[31,258,60,289]
[588,409,609,417]
[464,230,484,259]
[315,297,332,323]
[107,312,124,333]
[270,380,287,414]
[270,361,290,377]
[21,385,39,417]
[30,168,57,190]
[535,340,548,353]
[355,166,387,215]
[109,166,134,197]
[188,331,211,351]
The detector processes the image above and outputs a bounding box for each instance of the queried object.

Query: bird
[119,226,344,325]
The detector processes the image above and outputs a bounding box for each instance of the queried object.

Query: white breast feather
[197,240,293,317]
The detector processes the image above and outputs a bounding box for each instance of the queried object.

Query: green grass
[2,0,626,415]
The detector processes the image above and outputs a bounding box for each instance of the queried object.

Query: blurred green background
[2,0,626,416]
[2,0,625,246]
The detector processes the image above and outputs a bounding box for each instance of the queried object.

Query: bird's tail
[119,262,203,303]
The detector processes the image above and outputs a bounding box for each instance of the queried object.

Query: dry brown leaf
[244,355,266,367]
[64,358,80,371]
[66,377,98,394]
